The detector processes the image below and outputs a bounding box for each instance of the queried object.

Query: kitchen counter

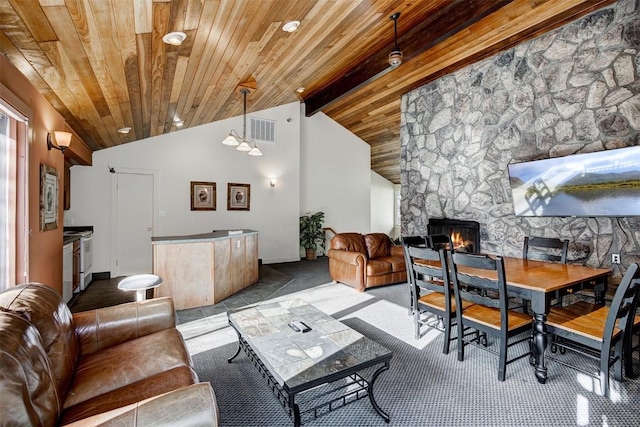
[153,230,259,309]
[152,229,258,244]
[63,234,81,246]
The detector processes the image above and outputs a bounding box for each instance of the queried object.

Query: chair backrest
[401,236,428,287]
[401,235,427,247]
[428,234,452,251]
[603,263,640,349]
[448,252,509,327]
[406,245,451,310]
[523,236,569,264]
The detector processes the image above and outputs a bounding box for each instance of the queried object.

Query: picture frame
[40,164,58,231]
[227,183,250,211]
[190,181,216,211]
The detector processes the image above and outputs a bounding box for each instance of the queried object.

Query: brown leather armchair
[327,233,406,292]
[0,283,218,426]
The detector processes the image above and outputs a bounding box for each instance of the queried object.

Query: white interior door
[115,172,154,276]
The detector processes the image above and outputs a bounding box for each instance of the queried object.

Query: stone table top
[228,299,391,392]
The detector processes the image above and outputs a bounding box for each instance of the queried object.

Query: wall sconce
[47,131,72,153]
[270,178,277,188]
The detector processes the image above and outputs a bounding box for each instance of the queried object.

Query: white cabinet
[63,243,73,303]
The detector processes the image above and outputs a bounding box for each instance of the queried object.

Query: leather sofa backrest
[0,309,60,426]
[364,233,392,259]
[0,283,78,402]
[331,233,368,255]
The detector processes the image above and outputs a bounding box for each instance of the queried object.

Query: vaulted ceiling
[0,0,613,183]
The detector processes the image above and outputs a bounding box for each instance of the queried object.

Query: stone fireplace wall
[400,0,639,279]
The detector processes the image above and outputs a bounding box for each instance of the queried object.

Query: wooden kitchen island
[152,230,259,309]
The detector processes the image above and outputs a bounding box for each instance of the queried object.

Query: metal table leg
[289,395,301,427]
[227,324,242,363]
[368,361,390,423]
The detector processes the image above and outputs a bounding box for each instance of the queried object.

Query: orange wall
[1,55,68,294]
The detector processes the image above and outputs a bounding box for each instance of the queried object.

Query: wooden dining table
[417,255,611,384]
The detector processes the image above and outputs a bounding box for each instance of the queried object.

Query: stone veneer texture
[400,0,640,278]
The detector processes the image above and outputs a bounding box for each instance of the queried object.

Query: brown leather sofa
[328,232,406,292]
[0,283,218,426]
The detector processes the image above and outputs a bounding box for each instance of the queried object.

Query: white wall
[66,101,379,275]
[66,103,302,272]
[370,170,395,236]
[300,107,371,235]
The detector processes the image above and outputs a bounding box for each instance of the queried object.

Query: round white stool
[117,274,163,301]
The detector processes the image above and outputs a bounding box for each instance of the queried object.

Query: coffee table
[228,299,392,426]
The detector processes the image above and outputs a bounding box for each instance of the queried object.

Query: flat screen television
[507,146,640,217]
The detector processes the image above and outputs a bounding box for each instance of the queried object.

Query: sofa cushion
[64,328,193,409]
[331,233,368,255]
[377,255,406,273]
[60,366,197,425]
[366,259,393,277]
[364,233,392,259]
[0,310,60,427]
[61,383,219,427]
[0,283,78,400]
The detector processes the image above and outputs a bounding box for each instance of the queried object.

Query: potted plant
[299,211,325,260]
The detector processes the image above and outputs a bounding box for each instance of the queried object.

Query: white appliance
[65,228,93,291]
[62,243,73,303]
[78,230,93,290]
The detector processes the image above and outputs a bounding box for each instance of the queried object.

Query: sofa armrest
[327,249,367,266]
[62,383,219,427]
[327,249,367,292]
[73,297,176,356]
[390,245,405,258]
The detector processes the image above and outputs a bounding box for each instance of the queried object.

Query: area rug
[181,281,640,426]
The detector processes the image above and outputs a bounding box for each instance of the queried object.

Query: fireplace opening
[428,218,480,253]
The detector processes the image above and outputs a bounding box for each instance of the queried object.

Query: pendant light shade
[248,145,263,156]
[222,133,240,146]
[222,84,262,156]
[236,141,252,151]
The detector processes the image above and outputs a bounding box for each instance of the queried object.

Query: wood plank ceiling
[0,0,613,184]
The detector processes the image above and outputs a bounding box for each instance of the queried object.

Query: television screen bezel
[506,146,640,218]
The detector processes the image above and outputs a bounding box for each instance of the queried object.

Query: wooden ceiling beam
[303,0,512,117]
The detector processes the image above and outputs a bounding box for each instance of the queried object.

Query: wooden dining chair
[428,234,452,251]
[522,236,570,308]
[401,236,428,315]
[545,263,640,397]
[406,245,464,354]
[448,252,533,381]
[523,236,569,263]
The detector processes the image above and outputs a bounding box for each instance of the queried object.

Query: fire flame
[451,232,464,249]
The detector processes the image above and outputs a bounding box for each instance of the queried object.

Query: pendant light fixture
[222,82,262,156]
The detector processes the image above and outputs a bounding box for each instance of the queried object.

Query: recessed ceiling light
[282,21,300,33]
[118,127,131,134]
[296,87,305,93]
[174,120,184,127]
[162,31,186,46]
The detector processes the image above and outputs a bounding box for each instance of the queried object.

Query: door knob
[147,227,152,231]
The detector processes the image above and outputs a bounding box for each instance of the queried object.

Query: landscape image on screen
[507,146,640,217]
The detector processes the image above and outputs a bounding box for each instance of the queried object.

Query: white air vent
[250,117,276,144]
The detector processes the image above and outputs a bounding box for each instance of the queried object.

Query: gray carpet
[180,265,640,427]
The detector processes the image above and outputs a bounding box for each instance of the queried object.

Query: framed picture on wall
[190,181,216,211]
[40,164,58,231]
[227,183,250,211]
